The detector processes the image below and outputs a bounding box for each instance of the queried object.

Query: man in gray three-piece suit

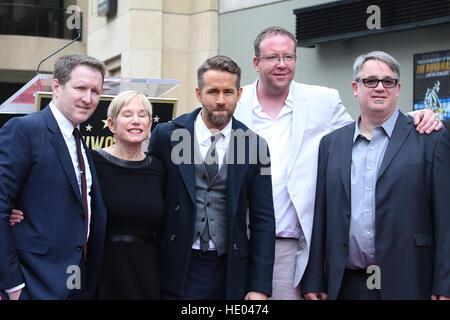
[148,55,275,300]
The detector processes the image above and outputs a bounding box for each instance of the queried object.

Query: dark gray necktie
[203,132,223,181]
[200,132,223,252]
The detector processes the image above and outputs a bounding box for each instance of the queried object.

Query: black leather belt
[108,233,157,243]
[275,237,299,240]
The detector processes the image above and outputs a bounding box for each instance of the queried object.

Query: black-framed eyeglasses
[360,78,398,88]
[258,55,296,64]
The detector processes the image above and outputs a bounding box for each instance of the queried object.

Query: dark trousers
[337,269,382,300]
[162,249,226,300]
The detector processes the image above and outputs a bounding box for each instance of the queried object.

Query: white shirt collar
[252,79,294,113]
[195,110,232,145]
[49,102,78,139]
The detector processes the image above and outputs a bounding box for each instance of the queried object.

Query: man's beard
[204,107,232,127]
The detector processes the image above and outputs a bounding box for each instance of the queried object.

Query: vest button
[170,234,176,241]
[196,231,200,236]
[233,243,238,250]
[201,217,206,222]
[207,187,211,192]
[202,174,207,180]
[206,203,211,207]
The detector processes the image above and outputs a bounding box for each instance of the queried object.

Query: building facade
[1,0,449,119]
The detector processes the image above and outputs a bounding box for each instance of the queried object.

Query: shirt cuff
[5,283,25,293]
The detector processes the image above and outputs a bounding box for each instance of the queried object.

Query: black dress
[91,149,165,300]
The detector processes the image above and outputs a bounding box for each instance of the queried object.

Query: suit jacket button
[174,204,180,211]
[233,243,238,250]
[346,211,350,218]
[170,234,176,241]
[76,245,83,251]
[343,241,348,247]
[80,214,85,220]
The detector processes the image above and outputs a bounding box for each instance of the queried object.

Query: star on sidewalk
[153,115,160,123]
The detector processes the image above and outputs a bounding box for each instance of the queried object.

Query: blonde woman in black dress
[92,90,165,299]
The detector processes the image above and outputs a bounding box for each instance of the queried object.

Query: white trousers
[269,238,304,300]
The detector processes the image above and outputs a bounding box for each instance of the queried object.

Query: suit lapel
[287,84,307,177]
[340,124,355,202]
[234,79,260,130]
[171,110,198,205]
[377,112,413,180]
[226,120,248,219]
[43,106,82,204]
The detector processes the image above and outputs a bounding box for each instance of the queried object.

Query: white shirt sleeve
[6,283,25,293]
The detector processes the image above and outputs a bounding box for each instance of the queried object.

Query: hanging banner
[413,50,450,130]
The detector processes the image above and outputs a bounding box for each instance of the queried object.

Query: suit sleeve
[301,135,329,294]
[431,128,450,297]
[148,124,164,160]
[327,88,354,131]
[0,118,32,290]
[247,136,276,296]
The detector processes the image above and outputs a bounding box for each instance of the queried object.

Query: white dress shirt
[191,111,232,251]
[49,102,93,238]
[251,89,302,239]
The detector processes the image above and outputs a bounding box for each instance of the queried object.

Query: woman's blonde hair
[107,90,152,126]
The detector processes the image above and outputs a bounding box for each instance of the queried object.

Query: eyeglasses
[258,55,296,64]
[360,78,398,88]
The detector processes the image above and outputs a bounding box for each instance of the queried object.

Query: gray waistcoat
[193,138,228,256]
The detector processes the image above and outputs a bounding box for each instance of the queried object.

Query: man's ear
[351,81,359,97]
[52,78,61,98]
[253,57,260,72]
[237,87,243,102]
[396,82,401,98]
[195,87,202,103]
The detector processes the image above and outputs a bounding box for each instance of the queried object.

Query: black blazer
[148,108,275,299]
[302,111,450,299]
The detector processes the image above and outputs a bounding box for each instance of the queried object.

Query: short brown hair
[197,55,241,91]
[254,26,296,57]
[53,54,105,86]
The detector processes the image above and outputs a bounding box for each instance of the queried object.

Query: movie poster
[413,50,450,130]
